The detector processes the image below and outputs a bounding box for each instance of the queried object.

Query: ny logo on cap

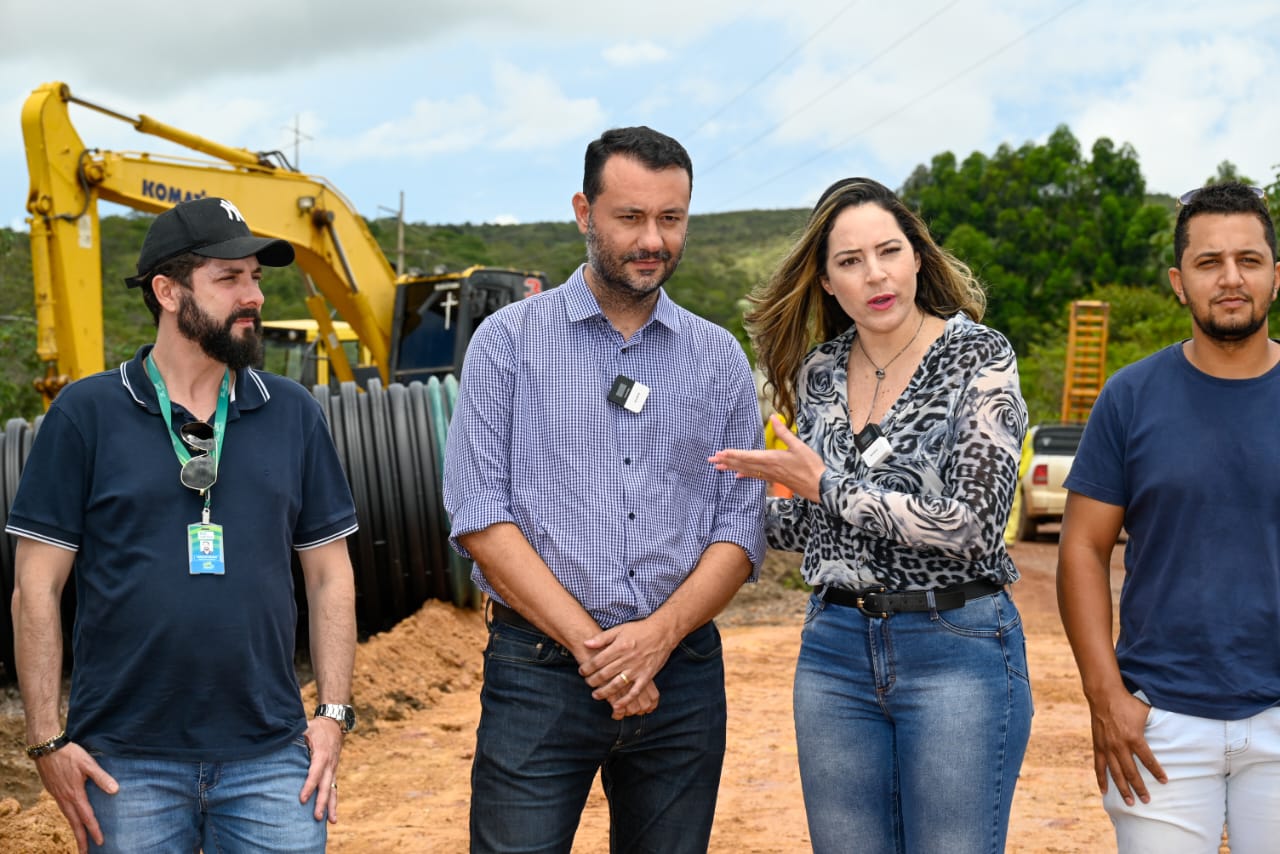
[219,199,247,223]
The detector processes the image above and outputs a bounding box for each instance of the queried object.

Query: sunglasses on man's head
[1178,185,1266,206]
[179,421,216,493]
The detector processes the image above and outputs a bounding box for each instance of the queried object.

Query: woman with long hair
[711,177,1032,853]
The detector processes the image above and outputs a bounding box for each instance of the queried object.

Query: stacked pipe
[0,416,43,682]
[311,376,480,632]
[0,376,476,683]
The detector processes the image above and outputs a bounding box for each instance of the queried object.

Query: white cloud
[0,0,752,98]
[319,95,491,162]
[489,214,520,225]
[489,62,606,150]
[318,59,604,163]
[695,1,1029,195]
[5,0,1280,226]
[0,1,558,95]
[690,0,1280,210]
[1072,34,1280,195]
[602,42,670,67]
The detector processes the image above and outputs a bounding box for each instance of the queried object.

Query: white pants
[1104,695,1280,854]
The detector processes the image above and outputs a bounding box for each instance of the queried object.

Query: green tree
[901,125,1170,354]
[1205,160,1254,186]
[0,317,42,420]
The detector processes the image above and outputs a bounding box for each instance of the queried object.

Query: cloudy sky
[2,0,1277,232]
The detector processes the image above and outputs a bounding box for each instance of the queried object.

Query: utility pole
[378,192,406,274]
[285,115,313,170]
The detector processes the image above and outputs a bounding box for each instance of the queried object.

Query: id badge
[188,523,226,575]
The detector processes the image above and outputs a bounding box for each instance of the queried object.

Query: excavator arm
[22,80,397,404]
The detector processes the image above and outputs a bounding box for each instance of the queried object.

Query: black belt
[488,600,542,634]
[489,600,715,646]
[815,579,1003,618]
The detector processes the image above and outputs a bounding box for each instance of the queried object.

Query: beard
[176,290,263,371]
[585,216,684,302]
[1189,295,1272,343]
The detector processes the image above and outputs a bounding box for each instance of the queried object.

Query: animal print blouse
[766,313,1026,591]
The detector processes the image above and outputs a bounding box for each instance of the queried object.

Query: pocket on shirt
[666,395,719,488]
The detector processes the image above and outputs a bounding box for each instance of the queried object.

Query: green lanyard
[145,353,230,521]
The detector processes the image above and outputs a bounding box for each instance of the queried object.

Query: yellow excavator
[20,80,547,407]
[2,82,549,679]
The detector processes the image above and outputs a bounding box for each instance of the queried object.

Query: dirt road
[0,539,1123,852]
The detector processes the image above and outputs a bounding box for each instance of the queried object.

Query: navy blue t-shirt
[1065,343,1280,720]
[7,346,357,760]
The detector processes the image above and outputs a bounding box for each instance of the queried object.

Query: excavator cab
[260,319,368,388]
[389,266,548,383]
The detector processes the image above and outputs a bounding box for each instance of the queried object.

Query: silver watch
[314,703,356,733]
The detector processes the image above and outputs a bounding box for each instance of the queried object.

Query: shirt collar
[562,264,683,335]
[120,344,270,416]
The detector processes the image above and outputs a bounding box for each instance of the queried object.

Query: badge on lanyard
[188,522,226,575]
[147,353,232,577]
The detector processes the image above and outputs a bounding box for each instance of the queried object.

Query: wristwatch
[314,703,356,733]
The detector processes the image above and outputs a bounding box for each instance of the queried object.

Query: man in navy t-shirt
[1059,181,1280,852]
[8,197,359,853]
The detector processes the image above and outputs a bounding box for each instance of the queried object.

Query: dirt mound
[0,796,74,852]
[306,600,486,732]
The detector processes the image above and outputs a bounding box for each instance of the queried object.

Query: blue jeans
[85,736,325,853]
[1104,693,1280,853]
[470,617,727,854]
[794,589,1033,854]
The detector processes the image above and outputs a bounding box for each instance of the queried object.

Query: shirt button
[628,570,635,577]
[623,457,631,465]
[628,512,635,520]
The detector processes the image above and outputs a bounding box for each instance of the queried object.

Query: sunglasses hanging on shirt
[179,421,218,492]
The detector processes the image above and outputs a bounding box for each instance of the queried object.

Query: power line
[701,0,962,178]
[685,0,865,140]
[715,0,1086,208]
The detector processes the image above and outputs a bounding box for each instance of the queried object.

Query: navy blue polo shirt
[6,345,357,761]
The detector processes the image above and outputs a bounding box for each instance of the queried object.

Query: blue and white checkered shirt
[444,266,765,628]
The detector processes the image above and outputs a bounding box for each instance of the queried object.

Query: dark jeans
[470,617,727,854]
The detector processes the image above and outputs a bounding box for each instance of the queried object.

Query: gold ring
[618,672,630,686]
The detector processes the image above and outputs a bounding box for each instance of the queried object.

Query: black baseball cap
[125,196,295,288]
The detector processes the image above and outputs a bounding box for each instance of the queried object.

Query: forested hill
[2,125,1275,422]
[365,207,812,345]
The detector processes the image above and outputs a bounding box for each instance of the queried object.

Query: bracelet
[25,729,69,759]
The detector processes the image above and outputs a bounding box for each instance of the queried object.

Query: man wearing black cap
[7,196,359,853]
